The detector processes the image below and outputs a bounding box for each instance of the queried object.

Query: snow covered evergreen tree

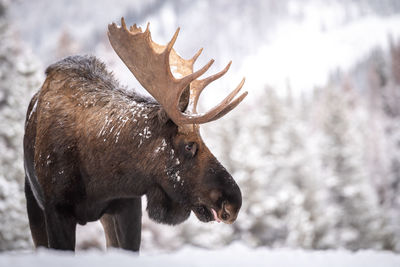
[376,39,400,251]
[314,85,388,250]
[0,0,42,250]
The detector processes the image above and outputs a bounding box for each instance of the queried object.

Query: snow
[1,245,400,267]
[154,138,167,154]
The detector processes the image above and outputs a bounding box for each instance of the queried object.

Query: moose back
[23,18,247,251]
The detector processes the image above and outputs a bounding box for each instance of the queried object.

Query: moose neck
[85,95,175,200]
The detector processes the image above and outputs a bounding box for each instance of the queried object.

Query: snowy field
[1,244,400,267]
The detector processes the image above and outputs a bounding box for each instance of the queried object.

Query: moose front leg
[100,197,142,252]
[44,206,77,250]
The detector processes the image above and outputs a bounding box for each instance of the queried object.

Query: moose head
[24,18,247,251]
[108,18,247,224]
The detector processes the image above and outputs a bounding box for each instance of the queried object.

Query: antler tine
[179,59,214,89]
[203,61,232,87]
[172,59,214,113]
[166,27,180,53]
[223,77,246,104]
[179,77,247,124]
[121,17,128,30]
[129,22,143,33]
[190,48,203,64]
[208,90,248,122]
[188,61,232,113]
[203,77,246,117]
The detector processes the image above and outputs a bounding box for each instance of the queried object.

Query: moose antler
[108,18,247,125]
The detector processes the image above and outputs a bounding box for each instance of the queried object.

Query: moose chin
[23,18,247,251]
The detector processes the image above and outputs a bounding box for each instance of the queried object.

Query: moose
[23,18,247,251]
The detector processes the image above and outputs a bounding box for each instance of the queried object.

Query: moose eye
[185,143,193,151]
[184,142,197,157]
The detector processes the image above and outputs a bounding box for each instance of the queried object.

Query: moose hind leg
[100,197,142,252]
[25,178,48,248]
[100,214,119,248]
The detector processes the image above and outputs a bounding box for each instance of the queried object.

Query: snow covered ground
[1,244,400,267]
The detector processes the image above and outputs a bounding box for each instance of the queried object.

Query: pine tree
[0,0,42,250]
[378,38,400,251]
[315,86,387,250]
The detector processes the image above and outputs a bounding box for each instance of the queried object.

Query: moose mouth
[192,205,214,222]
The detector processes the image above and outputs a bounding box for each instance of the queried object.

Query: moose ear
[178,85,190,112]
[158,85,190,125]
[157,109,170,125]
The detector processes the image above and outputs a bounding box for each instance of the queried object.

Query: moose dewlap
[23,18,247,251]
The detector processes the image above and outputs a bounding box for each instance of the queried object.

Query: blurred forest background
[2,0,400,253]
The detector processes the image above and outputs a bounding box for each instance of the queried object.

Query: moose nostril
[221,212,230,221]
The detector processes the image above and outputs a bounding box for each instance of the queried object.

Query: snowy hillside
[10,0,400,98]
[1,245,400,267]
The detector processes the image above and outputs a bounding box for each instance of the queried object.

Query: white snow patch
[137,126,152,147]
[115,131,121,143]
[1,245,400,267]
[98,115,110,137]
[175,171,181,182]
[154,139,167,154]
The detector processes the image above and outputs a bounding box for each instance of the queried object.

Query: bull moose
[23,18,247,251]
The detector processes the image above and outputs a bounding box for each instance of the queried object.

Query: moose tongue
[211,209,221,223]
